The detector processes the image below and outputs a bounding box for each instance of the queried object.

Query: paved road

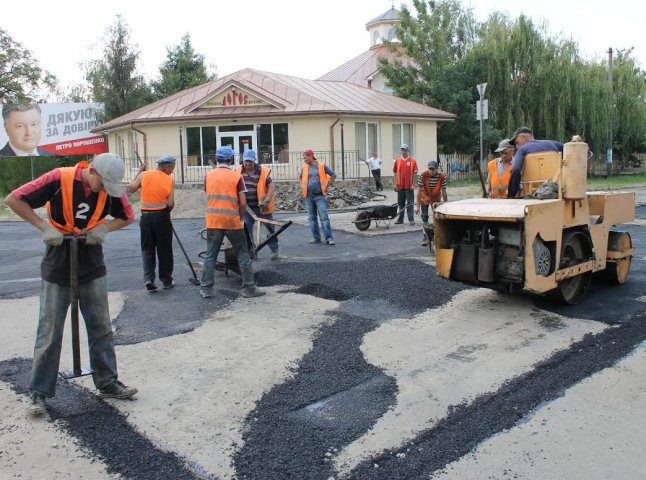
[0,203,644,479]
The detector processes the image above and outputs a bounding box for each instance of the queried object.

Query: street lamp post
[476,83,488,172]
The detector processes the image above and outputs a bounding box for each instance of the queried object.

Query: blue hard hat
[243,149,257,162]
[215,146,234,160]
[400,144,409,150]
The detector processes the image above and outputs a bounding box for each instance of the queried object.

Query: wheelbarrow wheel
[354,211,371,231]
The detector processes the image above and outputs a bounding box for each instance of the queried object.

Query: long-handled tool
[60,235,93,380]
[171,223,201,285]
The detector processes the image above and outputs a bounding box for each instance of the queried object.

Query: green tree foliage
[85,16,152,121]
[0,27,57,103]
[380,0,646,162]
[151,34,215,100]
[380,0,482,152]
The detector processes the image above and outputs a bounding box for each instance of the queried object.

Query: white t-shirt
[366,156,382,170]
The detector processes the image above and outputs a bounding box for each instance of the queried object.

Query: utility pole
[476,83,488,172]
[607,48,613,177]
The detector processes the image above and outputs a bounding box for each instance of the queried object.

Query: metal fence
[439,153,479,182]
[587,153,646,176]
[123,150,367,184]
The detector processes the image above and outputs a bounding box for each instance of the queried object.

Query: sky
[1,0,643,95]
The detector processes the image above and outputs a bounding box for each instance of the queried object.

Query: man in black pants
[128,155,176,291]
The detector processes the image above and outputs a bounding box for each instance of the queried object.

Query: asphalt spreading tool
[59,235,93,380]
[172,223,201,285]
[198,214,293,276]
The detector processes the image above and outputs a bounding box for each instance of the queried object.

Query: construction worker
[507,127,563,198]
[393,144,418,225]
[235,149,279,259]
[300,149,336,245]
[200,146,265,299]
[127,155,176,291]
[415,160,448,246]
[487,139,514,198]
[4,153,138,416]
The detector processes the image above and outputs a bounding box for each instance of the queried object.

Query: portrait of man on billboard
[1,103,54,156]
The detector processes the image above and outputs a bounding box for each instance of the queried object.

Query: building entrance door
[217,126,255,165]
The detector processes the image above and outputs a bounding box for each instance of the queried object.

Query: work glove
[84,224,108,245]
[38,222,64,247]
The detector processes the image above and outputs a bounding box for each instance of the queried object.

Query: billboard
[0,102,106,156]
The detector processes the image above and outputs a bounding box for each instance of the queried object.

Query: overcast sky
[2,0,642,93]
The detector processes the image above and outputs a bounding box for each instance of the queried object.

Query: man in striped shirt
[415,160,448,246]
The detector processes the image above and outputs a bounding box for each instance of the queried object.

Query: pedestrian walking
[4,153,138,416]
[299,149,336,245]
[393,144,418,224]
[200,147,265,299]
[235,149,279,259]
[127,155,176,291]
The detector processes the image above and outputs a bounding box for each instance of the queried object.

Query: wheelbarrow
[353,203,415,231]
[198,213,292,276]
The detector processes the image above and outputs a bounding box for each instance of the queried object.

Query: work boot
[200,287,213,298]
[270,251,280,260]
[145,281,158,292]
[309,239,321,244]
[99,380,137,399]
[394,219,404,225]
[27,392,46,416]
[163,281,175,289]
[420,236,429,247]
[240,287,266,298]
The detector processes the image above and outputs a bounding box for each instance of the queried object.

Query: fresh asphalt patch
[0,358,199,479]
[349,311,646,479]
[1,207,644,479]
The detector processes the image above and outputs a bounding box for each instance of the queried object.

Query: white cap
[91,153,125,197]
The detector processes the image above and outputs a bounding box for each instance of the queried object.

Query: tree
[379,0,484,153]
[379,0,646,159]
[85,16,152,121]
[0,27,57,103]
[151,34,216,100]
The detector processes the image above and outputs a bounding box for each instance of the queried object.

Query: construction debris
[274,184,387,211]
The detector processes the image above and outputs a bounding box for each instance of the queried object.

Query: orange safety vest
[418,171,446,205]
[487,158,512,199]
[140,169,173,210]
[205,167,243,230]
[393,157,418,189]
[300,162,329,197]
[235,165,275,214]
[47,166,107,235]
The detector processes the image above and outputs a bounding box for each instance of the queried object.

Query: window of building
[372,31,380,46]
[355,122,378,162]
[392,123,413,158]
[129,132,138,161]
[186,126,216,167]
[258,123,289,164]
[387,28,395,41]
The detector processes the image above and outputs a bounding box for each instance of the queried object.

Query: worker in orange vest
[300,149,336,245]
[128,155,176,291]
[415,160,448,246]
[487,139,514,198]
[200,147,265,299]
[235,149,279,259]
[4,153,138,416]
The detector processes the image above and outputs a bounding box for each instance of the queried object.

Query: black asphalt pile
[0,358,200,480]
[275,184,387,211]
